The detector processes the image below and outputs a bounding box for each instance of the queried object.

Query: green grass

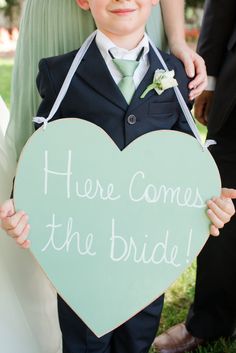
[0,58,13,108]
[0,59,235,353]
[159,263,197,333]
[149,262,236,353]
[196,121,207,141]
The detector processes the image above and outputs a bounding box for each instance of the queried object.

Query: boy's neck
[98,28,145,50]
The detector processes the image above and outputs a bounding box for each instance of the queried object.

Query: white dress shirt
[95,30,150,89]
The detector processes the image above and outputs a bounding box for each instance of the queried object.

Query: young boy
[1,1,236,352]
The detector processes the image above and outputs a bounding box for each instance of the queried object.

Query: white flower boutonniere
[141,69,178,98]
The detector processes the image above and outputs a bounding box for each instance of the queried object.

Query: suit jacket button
[127,114,137,125]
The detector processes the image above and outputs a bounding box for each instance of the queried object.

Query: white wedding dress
[0,98,62,353]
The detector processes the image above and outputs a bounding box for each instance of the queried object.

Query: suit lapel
[76,40,128,111]
[76,40,170,112]
[129,46,167,111]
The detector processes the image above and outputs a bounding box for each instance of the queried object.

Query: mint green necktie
[113,58,139,104]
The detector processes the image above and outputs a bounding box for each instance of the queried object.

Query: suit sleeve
[197,0,236,76]
[35,59,63,130]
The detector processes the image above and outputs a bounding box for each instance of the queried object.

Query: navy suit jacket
[36,39,192,150]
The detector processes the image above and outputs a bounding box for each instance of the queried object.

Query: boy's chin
[102,25,145,39]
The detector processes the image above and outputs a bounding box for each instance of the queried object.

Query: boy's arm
[35,59,63,130]
[161,0,207,99]
[0,193,235,247]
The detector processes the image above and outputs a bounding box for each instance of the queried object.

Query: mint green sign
[14,119,221,337]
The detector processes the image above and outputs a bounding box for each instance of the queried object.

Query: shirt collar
[95,30,150,61]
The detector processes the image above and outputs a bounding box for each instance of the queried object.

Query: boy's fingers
[210,224,220,237]
[212,197,235,217]
[2,211,26,231]
[207,207,225,229]
[0,199,15,219]
[221,187,236,200]
[207,199,231,225]
[16,224,30,246]
[21,239,30,249]
[7,214,29,238]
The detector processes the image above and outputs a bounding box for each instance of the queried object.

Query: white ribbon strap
[33,30,98,128]
[204,139,217,148]
[149,38,216,149]
[33,31,215,149]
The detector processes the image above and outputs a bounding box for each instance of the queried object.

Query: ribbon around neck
[33,30,215,150]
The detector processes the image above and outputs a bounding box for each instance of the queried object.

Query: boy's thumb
[221,188,236,200]
[0,199,15,219]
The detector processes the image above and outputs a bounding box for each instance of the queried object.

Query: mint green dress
[6,0,96,158]
[2,2,167,352]
[147,4,168,52]
[6,1,166,159]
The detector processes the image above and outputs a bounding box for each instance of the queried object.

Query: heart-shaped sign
[14,119,221,337]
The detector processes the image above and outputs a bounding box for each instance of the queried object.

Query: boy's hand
[1,188,235,246]
[0,199,30,249]
[207,188,236,236]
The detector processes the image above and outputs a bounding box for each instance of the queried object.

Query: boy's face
[77,0,158,41]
